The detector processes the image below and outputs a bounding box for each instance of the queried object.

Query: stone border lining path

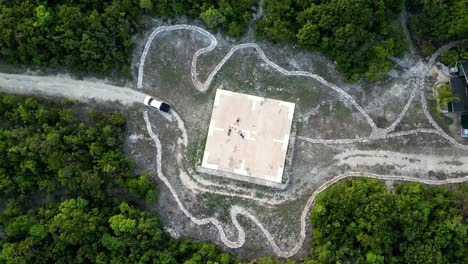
[138,22,468,198]
[137,24,468,257]
[145,110,468,258]
[137,23,468,149]
[137,24,377,130]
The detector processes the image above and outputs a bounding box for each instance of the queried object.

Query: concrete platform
[201,89,295,187]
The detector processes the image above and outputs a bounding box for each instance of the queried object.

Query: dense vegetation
[408,0,468,56]
[255,0,408,80]
[147,0,257,38]
[0,0,257,77]
[0,94,236,263]
[0,1,141,77]
[1,0,465,81]
[0,1,466,81]
[311,178,468,263]
[438,46,468,67]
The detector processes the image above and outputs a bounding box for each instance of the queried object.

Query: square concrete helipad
[200,89,295,187]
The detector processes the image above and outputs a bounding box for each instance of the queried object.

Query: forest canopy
[408,0,468,56]
[0,0,411,81]
[0,0,141,77]
[149,0,257,38]
[255,0,408,81]
[1,0,465,81]
[0,0,257,77]
[310,178,468,263]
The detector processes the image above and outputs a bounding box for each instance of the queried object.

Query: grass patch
[429,98,453,131]
[375,116,389,128]
[188,133,208,168]
[255,192,265,199]
[334,101,352,121]
[201,193,244,223]
[214,52,322,107]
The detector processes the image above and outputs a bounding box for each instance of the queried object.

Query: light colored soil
[0,73,145,106]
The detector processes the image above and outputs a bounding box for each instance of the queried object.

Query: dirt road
[0,73,146,105]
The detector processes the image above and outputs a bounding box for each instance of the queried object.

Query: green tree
[109,214,137,235]
[435,84,459,111]
[200,7,226,30]
[34,5,51,27]
[408,0,468,56]
[0,94,187,263]
[48,198,102,245]
[140,0,153,10]
[297,22,320,49]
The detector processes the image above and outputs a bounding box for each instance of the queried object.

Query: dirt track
[0,73,146,105]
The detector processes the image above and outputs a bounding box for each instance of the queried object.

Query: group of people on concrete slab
[228,118,245,139]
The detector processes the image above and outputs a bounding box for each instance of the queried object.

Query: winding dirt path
[144,110,468,258]
[138,25,377,130]
[137,25,468,257]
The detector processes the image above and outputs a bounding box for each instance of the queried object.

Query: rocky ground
[127,24,468,259]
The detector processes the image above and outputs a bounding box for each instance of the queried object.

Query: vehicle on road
[144,96,171,113]
[461,114,468,138]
